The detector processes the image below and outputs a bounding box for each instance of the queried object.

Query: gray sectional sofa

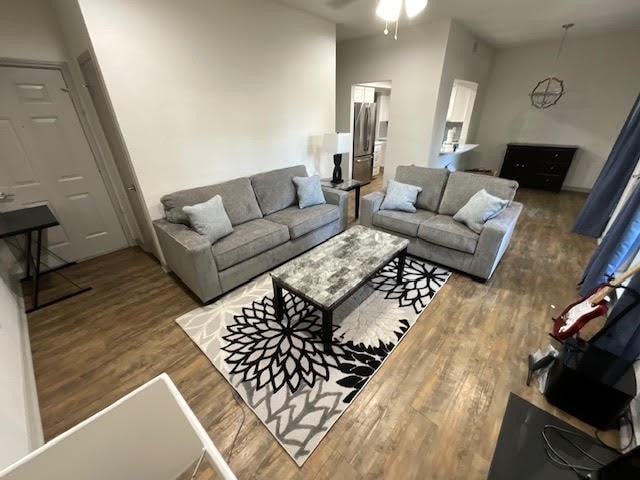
[361,166,523,281]
[153,165,348,302]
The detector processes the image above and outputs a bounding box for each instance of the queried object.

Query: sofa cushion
[373,209,435,237]
[417,215,479,254]
[162,177,262,226]
[292,175,325,209]
[251,165,308,216]
[438,172,518,216]
[182,195,233,244]
[212,219,289,271]
[380,179,422,213]
[453,189,508,233]
[265,204,339,240]
[396,166,449,212]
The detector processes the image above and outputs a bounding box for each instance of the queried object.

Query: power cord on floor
[226,389,246,465]
[595,410,635,453]
[541,425,607,479]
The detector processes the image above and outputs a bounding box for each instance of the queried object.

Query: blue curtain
[573,93,640,237]
[579,182,640,296]
[592,273,640,363]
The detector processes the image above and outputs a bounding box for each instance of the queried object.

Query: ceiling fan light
[376,0,402,22]
[405,0,428,18]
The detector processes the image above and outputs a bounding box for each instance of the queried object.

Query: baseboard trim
[562,186,591,194]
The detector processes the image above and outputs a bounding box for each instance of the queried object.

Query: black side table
[321,179,364,219]
[0,205,91,312]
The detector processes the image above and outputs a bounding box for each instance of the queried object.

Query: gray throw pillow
[453,188,508,233]
[182,195,233,244]
[380,179,423,213]
[292,175,326,209]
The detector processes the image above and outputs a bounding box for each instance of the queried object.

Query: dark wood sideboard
[499,143,578,192]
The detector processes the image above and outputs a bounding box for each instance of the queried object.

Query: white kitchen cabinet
[353,86,375,103]
[446,84,471,123]
[378,94,390,122]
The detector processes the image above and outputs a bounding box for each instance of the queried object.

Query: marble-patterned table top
[271,225,408,309]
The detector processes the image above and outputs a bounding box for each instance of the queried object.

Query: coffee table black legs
[396,248,407,284]
[321,310,333,353]
[354,185,361,219]
[272,278,333,353]
[272,278,284,321]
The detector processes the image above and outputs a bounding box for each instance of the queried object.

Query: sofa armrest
[322,186,349,231]
[470,201,523,280]
[360,191,385,228]
[153,219,222,302]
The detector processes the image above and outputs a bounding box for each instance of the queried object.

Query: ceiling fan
[376,0,429,39]
[325,0,359,9]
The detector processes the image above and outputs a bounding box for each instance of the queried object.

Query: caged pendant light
[529,23,574,109]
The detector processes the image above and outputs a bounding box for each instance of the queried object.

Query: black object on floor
[544,337,636,430]
[488,392,620,479]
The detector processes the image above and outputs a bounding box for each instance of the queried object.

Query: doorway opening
[349,81,392,184]
[442,79,478,152]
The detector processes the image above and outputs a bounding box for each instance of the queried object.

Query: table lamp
[323,133,351,184]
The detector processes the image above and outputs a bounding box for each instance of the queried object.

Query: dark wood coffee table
[270,225,408,352]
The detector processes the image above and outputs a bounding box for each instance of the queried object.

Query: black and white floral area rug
[176,256,450,466]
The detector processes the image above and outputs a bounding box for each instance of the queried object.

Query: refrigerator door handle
[363,106,370,151]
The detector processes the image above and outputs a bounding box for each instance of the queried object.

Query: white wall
[472,28,640,190]
[337,19,451,182]
[0,245,43,469]
[336,19,494,183]
[76,0,336,219]
[435,22,494,170]
[0,0,66,61]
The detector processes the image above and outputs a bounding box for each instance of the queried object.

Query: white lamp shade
[405,0,428,18]
[376,0,402,21]
[323,133,351,154]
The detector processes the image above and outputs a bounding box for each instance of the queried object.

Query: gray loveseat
[361,166,522,281]
[153,165,348,302]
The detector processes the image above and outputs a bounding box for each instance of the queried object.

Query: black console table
[321,178,363,218]
[499,143,578,192]
[0,205,91,312]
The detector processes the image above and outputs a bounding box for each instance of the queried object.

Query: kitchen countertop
[439,143,478,155]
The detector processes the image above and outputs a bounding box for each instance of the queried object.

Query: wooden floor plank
[27,183,601,479]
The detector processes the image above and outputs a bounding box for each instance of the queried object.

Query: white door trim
[0,58,137,247]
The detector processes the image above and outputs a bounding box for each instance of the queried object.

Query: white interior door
[0,65,128,264]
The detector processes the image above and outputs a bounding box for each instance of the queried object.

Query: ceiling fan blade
[326,0,359,9]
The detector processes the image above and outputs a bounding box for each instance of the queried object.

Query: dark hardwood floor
[27,183,604,479]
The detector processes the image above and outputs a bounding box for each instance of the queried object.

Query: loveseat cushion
[212,219,289,271]
[251,165,308,216]
[265,204,339,240]
[373,209,435,237]
[396,166,449,212]
[417,215,479,254]
[438,172,518,216]
[161,177,262,226]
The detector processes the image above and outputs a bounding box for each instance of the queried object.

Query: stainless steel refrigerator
[352,101,377,183]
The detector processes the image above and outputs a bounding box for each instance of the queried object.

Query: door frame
[0,57,139,247]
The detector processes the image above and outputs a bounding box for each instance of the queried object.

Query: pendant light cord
[555,23,574,62]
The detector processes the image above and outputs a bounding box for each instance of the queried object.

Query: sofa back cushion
[161,177,262,226]
[251,165,308,215]
[438,172,518,216]
[395,165,449,212]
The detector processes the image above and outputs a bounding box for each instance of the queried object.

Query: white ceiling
[275,0,640,46]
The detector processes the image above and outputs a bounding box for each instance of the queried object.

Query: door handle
[0,192,15,201]
[127,185,137,192]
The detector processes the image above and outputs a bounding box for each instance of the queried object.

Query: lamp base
[331,153,343,184]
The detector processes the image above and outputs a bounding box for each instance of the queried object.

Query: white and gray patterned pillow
[183,195,233,244]
[453,189,508,233]
[292,175,326,209]
[380,179,423,213]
